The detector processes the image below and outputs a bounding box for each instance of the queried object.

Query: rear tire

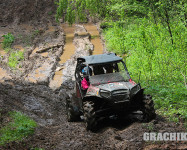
[142,95,156,122]
[83,101,98,131]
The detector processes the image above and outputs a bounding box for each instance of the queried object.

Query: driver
[81,66,92,90]
[104,64,113,73]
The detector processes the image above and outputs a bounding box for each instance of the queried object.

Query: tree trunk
[164,8,174,45]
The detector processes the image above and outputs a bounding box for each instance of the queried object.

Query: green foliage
[2,33,15,49]
[55,0,152,24]
[4,48,12,53]
[55,0,109,24]
[0,111,37,146]
[8,51,24,68]
[55,0,68,22]
[56,0,187,26]
[146,82,187,123]
[100,22,114,29]
[103,17,187,124]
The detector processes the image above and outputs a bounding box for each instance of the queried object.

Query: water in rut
[84,23,103,55]
[49,24,75,89]
[49,23,103,89]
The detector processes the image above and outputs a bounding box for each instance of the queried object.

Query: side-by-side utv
[66,53,156,131]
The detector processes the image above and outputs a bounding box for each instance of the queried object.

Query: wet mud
[0,81,186,150]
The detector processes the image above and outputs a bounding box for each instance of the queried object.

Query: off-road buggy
[66,53,156,131]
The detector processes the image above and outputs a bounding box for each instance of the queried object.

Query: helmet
[82,66,92,75]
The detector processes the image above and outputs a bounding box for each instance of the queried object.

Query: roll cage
[75,53,131,99]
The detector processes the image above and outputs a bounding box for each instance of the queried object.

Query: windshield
[89,61,130,85]
[89,71,129,85]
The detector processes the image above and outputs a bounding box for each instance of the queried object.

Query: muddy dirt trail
[0,23,186,150]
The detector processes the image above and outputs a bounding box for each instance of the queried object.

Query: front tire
[142,95,156,122]
[83,101,98,131]
[66,95,79,122]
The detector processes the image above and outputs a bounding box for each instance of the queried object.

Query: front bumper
[94,100,138,117]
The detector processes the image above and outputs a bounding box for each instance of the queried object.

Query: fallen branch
[36,44,63,53]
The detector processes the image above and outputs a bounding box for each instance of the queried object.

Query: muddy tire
[83,101,97,131]
[66,96,79,122]
[142,95,156,122]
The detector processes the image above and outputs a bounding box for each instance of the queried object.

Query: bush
[2,33,15,49]
[0,111,37,146]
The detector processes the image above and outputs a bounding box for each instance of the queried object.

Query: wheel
[83,101,98,131]
[66,95,79,122]
[142,95,156,122]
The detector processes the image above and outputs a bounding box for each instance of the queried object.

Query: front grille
[112,90,129,101]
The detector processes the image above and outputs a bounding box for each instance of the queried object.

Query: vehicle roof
[77,53,122,65]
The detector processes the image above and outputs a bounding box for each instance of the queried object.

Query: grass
[144,82,187,124]
[2,33,25,68]
[4,48,12,53]
[2,33,15,49]
[8,50,24,68]
[0,111,37,146]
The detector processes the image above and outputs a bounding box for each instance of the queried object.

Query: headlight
[100,89,111,98]
[130,84,140,95]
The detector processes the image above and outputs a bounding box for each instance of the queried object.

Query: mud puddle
[49,24,75,89]
[84,23,103,55]
[59,24,75,64]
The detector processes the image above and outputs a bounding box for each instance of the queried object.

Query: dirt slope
[0,0,56,26]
